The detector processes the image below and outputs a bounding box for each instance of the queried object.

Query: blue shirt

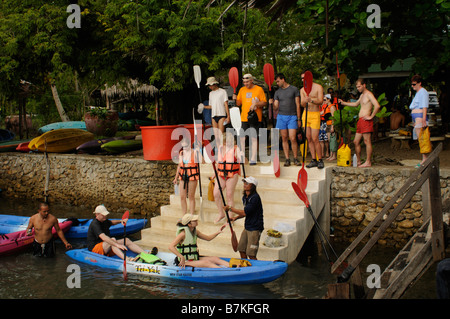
[242,192,264,231]
[409,88,429,110]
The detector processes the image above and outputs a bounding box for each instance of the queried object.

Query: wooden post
[327,283,350,299]
[428,156,445,261]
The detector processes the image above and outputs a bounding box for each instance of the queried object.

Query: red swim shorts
[356,117,374,134]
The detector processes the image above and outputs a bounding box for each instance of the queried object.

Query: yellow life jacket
[176,226,199,261]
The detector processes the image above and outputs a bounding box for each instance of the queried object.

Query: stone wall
[330,166,450,248]
[0,153,177,216]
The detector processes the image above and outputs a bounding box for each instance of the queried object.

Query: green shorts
[237,229,262,257]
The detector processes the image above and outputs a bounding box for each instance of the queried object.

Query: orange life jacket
[217,145,240,179]
[178,150,199,181]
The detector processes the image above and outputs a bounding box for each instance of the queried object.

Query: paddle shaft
[212,162,233,230]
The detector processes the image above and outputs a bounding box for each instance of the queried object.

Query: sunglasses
[411,83,417,86]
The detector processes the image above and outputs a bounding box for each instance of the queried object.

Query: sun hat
[242,176,258,186]
[93,204,110,216]
[205,77,219,86]
[181,213,199,225]
[242,74,253,81]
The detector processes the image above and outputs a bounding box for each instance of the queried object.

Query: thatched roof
[101,79,159,104]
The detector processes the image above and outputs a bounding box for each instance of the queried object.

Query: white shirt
[209,88,228,117]
[409,88,429,110]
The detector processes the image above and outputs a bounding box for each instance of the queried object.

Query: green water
[0,197,437,300]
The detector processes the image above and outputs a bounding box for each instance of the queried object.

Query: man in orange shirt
[233,74,267,165]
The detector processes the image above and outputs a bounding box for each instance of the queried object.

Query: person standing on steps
[300,70,325,169]
[224,176,263,260]
[269,73,301,167]
[173,136,201,216]
[339,78,380,168]
[233,74,267,165]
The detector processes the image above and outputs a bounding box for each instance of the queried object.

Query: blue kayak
[37,121,87,134]
[0,215,147,239]
[66,248,288,284]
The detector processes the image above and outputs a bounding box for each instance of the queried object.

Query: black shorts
[32,238,56,257]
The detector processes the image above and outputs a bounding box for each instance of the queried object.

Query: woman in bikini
[213,131,242,223]
[173,137,202,216]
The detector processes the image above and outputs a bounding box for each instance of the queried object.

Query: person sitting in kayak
[87,205,146,261]
[173,137,202,216]
[213,131,241,224]
[26,202,72,257]
[169,214,229,268]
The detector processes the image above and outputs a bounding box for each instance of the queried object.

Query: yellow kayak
[29,129,95,153]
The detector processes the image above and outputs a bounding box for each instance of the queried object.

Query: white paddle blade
[203,146,212,163]
[193,65,201,88]
[230,107,242,132]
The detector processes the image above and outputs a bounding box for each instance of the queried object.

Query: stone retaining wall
[1,153,449,246]
[0,153,177,216]
[330,166,450,248]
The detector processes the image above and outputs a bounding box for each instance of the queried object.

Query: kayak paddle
[122,210,129,281]
[263,63,280,178]
[207,143,238,252]
[228,67,239,95]
[230,107,246,178]
[291,182,341,271]
[299,71,313,189]
[193,65,202,103]
[193,109,204,221]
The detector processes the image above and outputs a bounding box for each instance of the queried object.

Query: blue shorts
[276,114,298,130]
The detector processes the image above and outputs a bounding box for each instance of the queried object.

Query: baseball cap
[93,204,110,216]
[242,176,258,186]
[181,213,199,225]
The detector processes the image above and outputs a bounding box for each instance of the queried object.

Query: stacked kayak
[0,139,31,152]
[38,121,87,134]
[66,249,288,284]
[101,139,142,154]
[0,129,15,142]
[29,128,95,153]
[0,220,72,256]
[76,136,136,154]
[0,215,147,239]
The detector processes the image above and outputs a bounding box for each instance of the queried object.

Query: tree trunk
[50,84,70,122]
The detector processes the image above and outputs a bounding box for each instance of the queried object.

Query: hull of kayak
[38,121,87,134]
[29,129,95,153]
[66,248,288,284]
[0,220,72,256]
[0,215,147,239]
[101,139,142,153]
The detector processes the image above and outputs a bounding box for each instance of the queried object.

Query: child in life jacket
[173,136,202,216]
[212,131,242,223]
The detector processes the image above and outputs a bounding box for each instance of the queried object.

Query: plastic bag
[419,126,432,154]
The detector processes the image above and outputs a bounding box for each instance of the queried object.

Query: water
[0,197,437,300]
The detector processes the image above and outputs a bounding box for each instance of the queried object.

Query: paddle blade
[291,182,310,207]
[122,210,129,226]
[303,71,313,96]
[273,149,280,178]
[228,67,239,94]
[193,65,201,88]
[297,166,308,190]
[263,63,275,91]
[231,230,238,252]
[230,107,242,132]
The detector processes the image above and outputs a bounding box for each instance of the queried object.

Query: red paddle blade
[303,71,313,96]
[229,67,239,94]
[273,149,280,178]
[297,167,308,190]
[122,210,129,226]
[291,182,310,207]
[263,63,274,91]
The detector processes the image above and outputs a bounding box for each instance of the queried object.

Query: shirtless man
[300,70,324,169]
[26,202,72,257]
[339,78,380,167]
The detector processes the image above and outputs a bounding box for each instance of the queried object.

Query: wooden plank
[335,167,431,279]
[428,156,445,261]
[327,283,350,299]
[331,144,443,274]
